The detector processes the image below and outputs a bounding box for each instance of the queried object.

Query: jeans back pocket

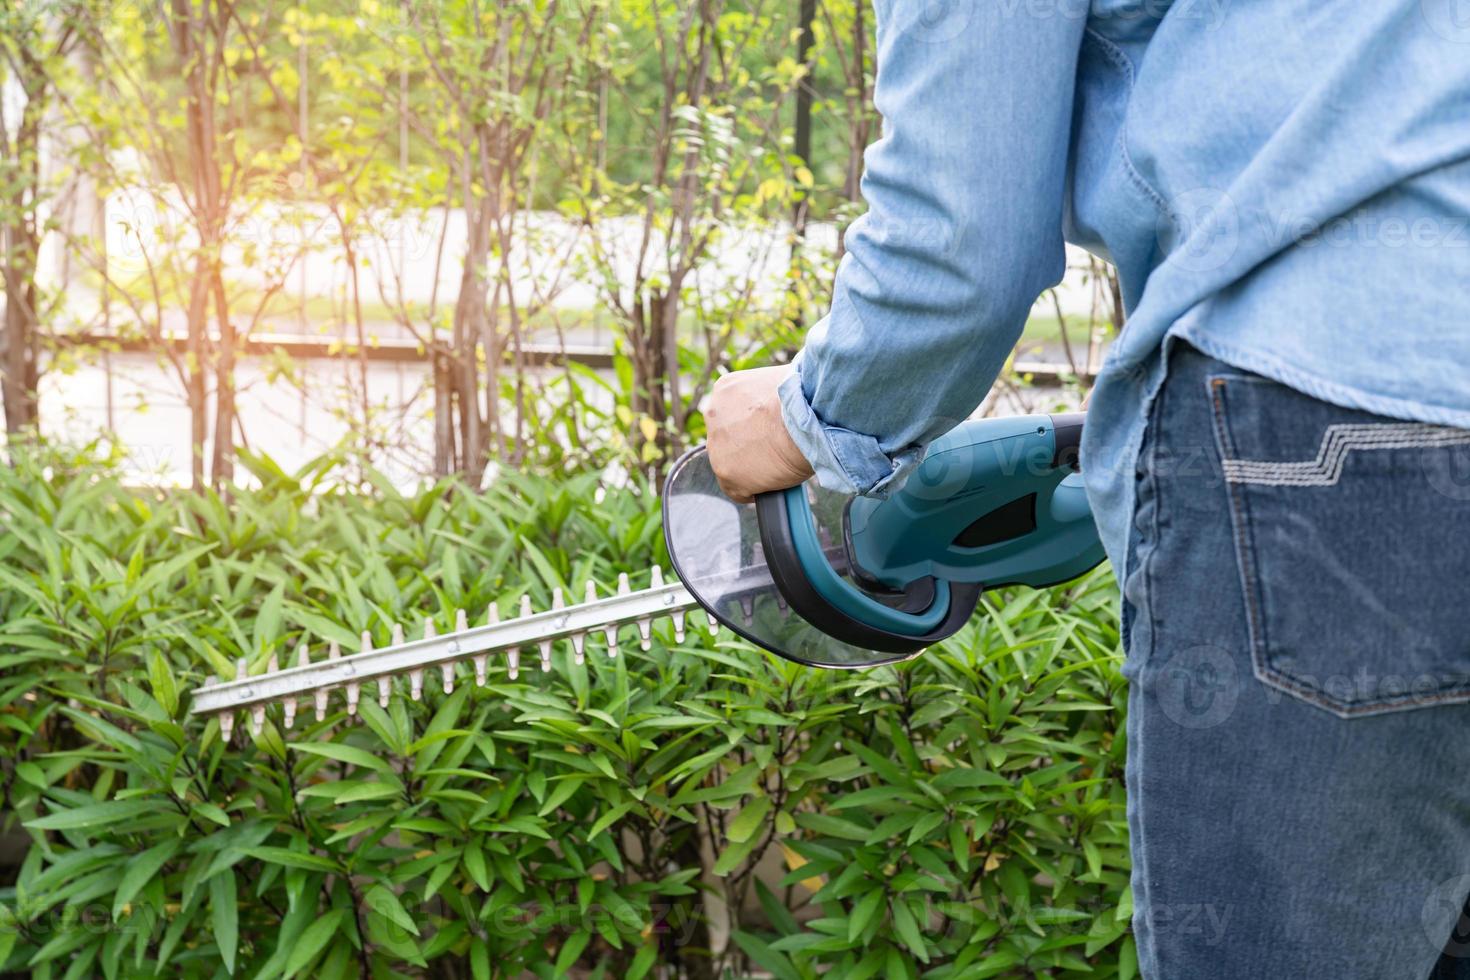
[1209,371,1470,717]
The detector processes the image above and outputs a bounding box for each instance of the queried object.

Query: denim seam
[1208,373,1470,718]
[1082,28,1169,217]
[1142,392,1164,675]
[1207,374,1277,711]
[1129,365,1170,980]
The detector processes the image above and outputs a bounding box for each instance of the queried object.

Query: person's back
[704,3,1470,975]
[1074,0,1470,562]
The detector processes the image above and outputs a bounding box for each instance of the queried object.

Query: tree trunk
[793,0,816,237]
[209,271,235,487]
[1,86,47,437]
[839,0,870,259]
[2,221,40,437]
[185,263,209,489]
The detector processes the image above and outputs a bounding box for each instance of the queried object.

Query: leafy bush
[0,443,1131,979]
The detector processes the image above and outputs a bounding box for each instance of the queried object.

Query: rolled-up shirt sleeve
[782,0,1087,496]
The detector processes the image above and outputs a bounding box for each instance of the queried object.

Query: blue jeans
[1123,344,1470,979]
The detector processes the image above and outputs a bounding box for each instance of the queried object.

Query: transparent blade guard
[663,448,924,668]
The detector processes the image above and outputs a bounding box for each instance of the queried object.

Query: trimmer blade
[662,448,928,669]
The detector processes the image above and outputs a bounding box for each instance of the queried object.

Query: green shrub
[0,443,1132,979]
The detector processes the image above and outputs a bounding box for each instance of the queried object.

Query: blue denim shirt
[779,0,1470,573]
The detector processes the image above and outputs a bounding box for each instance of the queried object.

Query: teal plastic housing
[774,414,1103,639]
[847,415,1103,591]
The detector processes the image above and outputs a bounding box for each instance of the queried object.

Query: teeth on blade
[476,606,498,685]
[314,642,330,721]
[357,631,385,708]
[570,629,586,664]
[333,641,359,716]
[444,611,465,693]
[285,643,307,728]
[775,591,788,611]
[226,658,246,741]
[601,575,629,657]
[208,676,230,739]
[671,610,686,643]
[635,569,654,650]
[253,654,278,736]
[541,589,563,671]
[508,596,531,679]
[416,617,437,696]
[740,596,754,625]
[572,583,596,663]
[706,610,720,636]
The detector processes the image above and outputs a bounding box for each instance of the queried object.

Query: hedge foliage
[0,444,1132,979]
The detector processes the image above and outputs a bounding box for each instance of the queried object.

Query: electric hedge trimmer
[192,413,1103,740]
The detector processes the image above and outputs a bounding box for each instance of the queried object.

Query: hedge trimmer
[192,414,1103,740]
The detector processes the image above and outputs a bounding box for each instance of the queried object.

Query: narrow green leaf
[726,796,772,844]
[209,869,238,975]
[113,839,180,921]
[285,909,347,978]
[849,887,885,942]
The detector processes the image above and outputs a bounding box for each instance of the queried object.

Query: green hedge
[0,444,1132,979]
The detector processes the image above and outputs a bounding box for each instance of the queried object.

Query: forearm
[784,1,1087,495]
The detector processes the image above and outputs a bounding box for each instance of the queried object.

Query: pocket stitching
[1222,423,1470,488]
[1207,372,1470,717]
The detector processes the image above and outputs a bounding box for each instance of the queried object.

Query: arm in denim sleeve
[781,0,1087,496]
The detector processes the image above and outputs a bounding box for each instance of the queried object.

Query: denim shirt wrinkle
[779,0,1470,574]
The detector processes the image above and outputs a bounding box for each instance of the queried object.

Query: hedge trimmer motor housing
[664,413,1102,668]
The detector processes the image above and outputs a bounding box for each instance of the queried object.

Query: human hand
[705,365,815,504]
